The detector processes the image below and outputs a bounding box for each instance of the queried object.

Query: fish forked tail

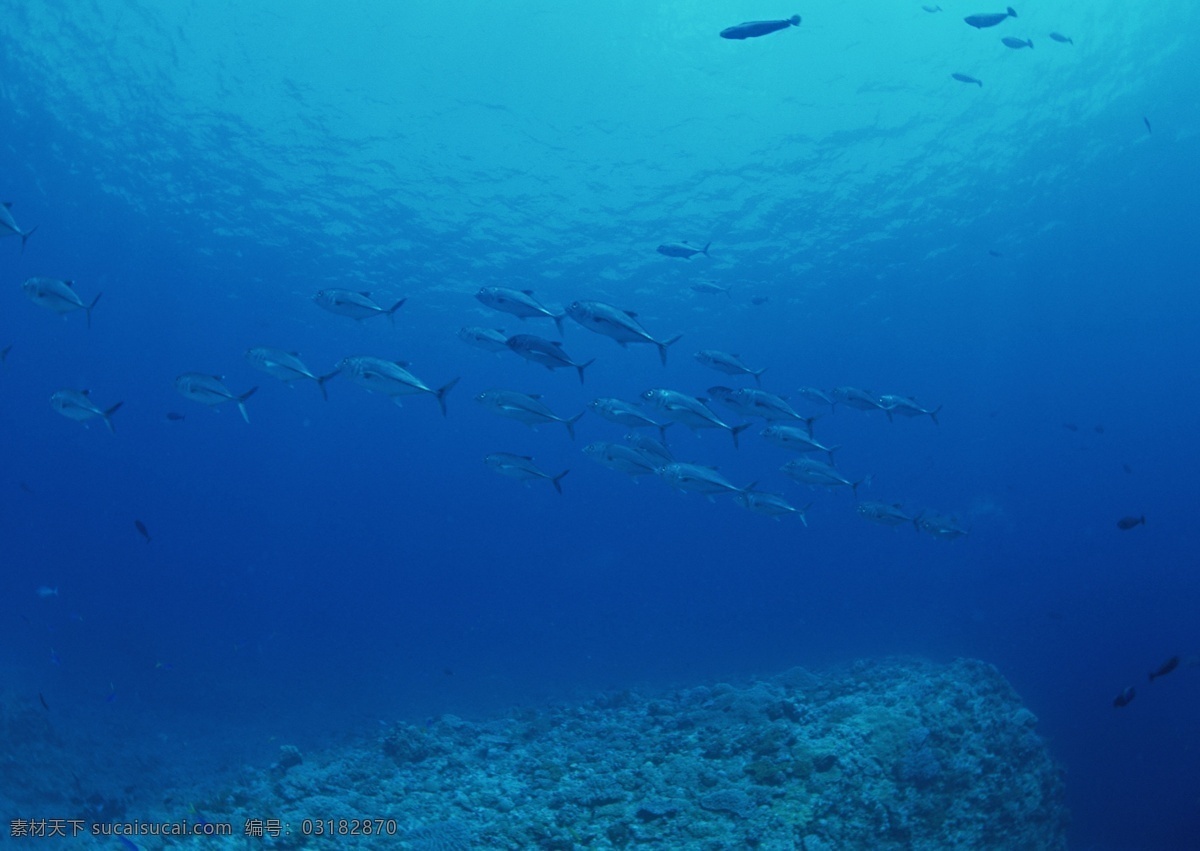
[552,313,566,336]
[798,502,813,528]
[929,405,942,426]
[564,411,585,441]
[656,334,683,366]
[551,469,569,495]
[85,292,102,330]
[657,421,673,444]
[1006,6,1017,17]
[752,367,767,387]
[789,14,801,26]
[435,377,460,417]
[237,386,259,423]
[738,480,759,497]
[730,422,752,449]
[20,225,38,253]
[701,241,712,257]
[103,401,124,434]
[575,358,596,385]
[851,474,873,500]
[385,298,407,325]
[316,370,340,402]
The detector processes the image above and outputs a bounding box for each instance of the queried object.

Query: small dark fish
[720,14,801,40]
[1094,424,1104,434]
[1122,463,1133,475]
[1112,686,1136,708]
[1,344,11,364]
[1063,422,1079,432]
[38,692,49,711]
[1001,36,1033,49]
[964,7,1016,29]
[1143,117,1152,135]
[1048,32,1073,45]
[19,481,34,494]
[988,249,1003,257]
[1116,515,1145,530]
[1149,657,1179,682]
[952,73,983,87]
[134,520,151,543]
[165,412,186,421]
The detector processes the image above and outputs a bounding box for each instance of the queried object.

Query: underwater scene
[2,1,1198,848]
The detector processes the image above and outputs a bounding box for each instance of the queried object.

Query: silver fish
[952,73,984,87]
[658,463,756,498]
[0,202,37,252]
[964,7,1016,29]
[781,458,867,496]
[832,386,885,412]
[690,280,732,297]
[857,501,917,528]
[583,441,660,478]
[623,432,674,466]
[797,387,837,410]
[475,389,583,439]
[1049,32,1073,45]
[475,287,564,333]
[707,386,760,419]
[174,373,258,423]
[458,326,510,353]
[505,334,594,384]
[22,278,102,328]
[590,397,671,441]
[760,424,838,460]
[916,511,970,540]
[566,300,681,365]
[641,388,749,447]
[50,389,122,433]
[694,350,766,386]
[314,289,406,322]
[246,347,338,400]
[656,241,710,259]
[340,357,458,416]
[727,387,812,423]
[719,16,800,40]
[878,395,941,424]
[485,453,568,494]
[1001,36,1033,49]
[734,491,810,525]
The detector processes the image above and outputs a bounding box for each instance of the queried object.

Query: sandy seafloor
[3,657,1066,849]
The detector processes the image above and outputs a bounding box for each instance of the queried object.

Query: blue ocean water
[1,0,1197,847]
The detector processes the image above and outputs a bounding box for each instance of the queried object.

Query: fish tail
[237,386,258,423]
[827,445,842,462]
[884,407,894,423]
[1007,6,1016,17]
[85,292,102,330]
[976,79,983,87]
[434,377,460,417]
[20,225,37,253]
[553,313,566,335]
[564,411,584,441]
[730,422,752,449]
[930,405,942,425]
[657,422,671,444]
[316,370,340,401]
[852,475,872,500]
[753,367,766,386]
[576,358,595,385]
[701,241,711,257]
[386,298,407,325]
[657,334,683,366]
[741,480,759,496]
[789,14,801,26]
[102,401,124,434]
[551,469,569,495]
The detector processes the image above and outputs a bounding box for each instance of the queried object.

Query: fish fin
[730,422,752,449]
[623,309,638,318]
[553,313,565,335]
[358,291,371,297]
[521,289,534,295]
[552,469,569,495]
[930,405,942,425]
[575,358,595,385]
[789,14,801,26]
[1,201,9,208]
[85,292,102,330]
[701,241,711,257]
[386,298,407,325]
[237,387,258,423]
[316,370,339,401]
[657,334,683,366]
[753,367,766,387]
[434,377,460,417]
[20,225,37,253]
[102,401,123,434]
[657,422,671,443]
[1007,6,1016,16]
[564,411,584,441]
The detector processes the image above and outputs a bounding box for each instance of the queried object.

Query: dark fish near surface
[1049,32,1073,45]
[656,241,710,259]
[1001,36,1033,49]
[1116,515,1145,530]
[1112,686,1135,708]
[134,520,151,543]
[1149,657,1179,682]
[952,73,983,87]
[720,14,801,40]
[922,5,942,12]
[964,7,1016,28]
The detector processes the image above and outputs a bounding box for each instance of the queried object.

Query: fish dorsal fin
[290,351,300,356]
[521,289,534,295]
[520,455,534,461]
[64,280,75,287]
[393,360,410,368]
[81,389,90,396]
[213,375,224,381]
[697,397,708,403]
[529,393,542,399]
[624,309,638,318]
[359,291,371,297]
[551,341,566,349]
[2,202,11,208]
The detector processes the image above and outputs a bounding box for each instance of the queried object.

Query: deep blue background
[2,2,1198,847]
